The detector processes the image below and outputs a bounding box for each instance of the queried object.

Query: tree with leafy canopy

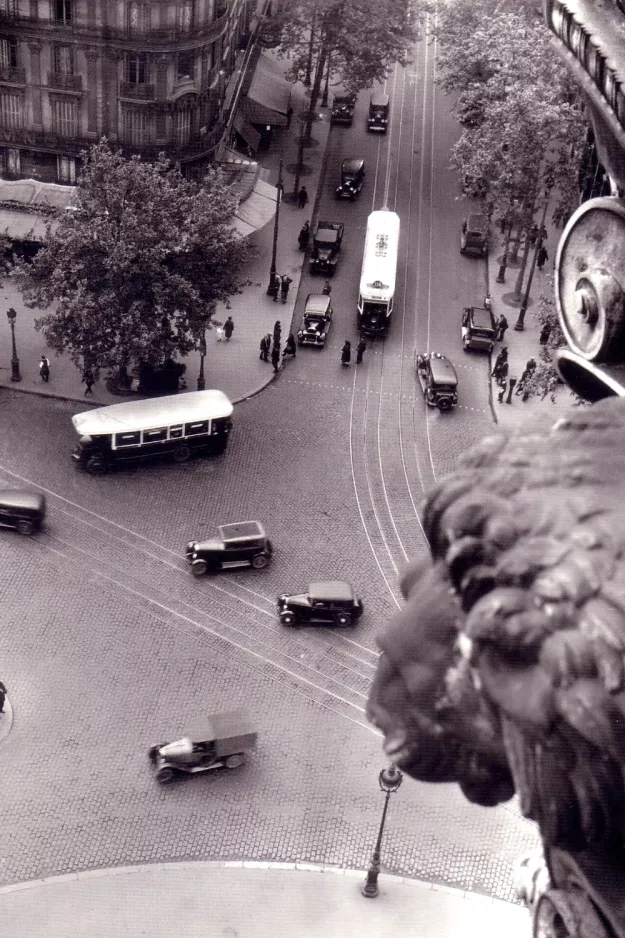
[262,0,418,139]
[18,140,251,382]
[434,0,586,231]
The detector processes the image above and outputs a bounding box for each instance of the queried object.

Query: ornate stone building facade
[0,0,256,184]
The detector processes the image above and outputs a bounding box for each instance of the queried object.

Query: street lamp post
[496,215,515,284]
[267,158,283,299]
[321,53,331,108]
[197,331,207,391]
[361,764,403,899]
[6,307,21,382]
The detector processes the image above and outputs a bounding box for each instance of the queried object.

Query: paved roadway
[0,28,539,910]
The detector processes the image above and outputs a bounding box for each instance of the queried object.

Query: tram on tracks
[357,209,400,337]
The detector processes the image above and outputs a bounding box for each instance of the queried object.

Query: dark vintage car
[0,490,46,535]
[278,580,364,628]
[186,521,272,575]
[309,221,344,275]
[148,709,257,784]
[367,91,390,132]
[462,305,497,353]
[330,94,356,125]
[297,294,333,347]
[460,213,489,257]
[415,352,458,411]
[335,158,366,200]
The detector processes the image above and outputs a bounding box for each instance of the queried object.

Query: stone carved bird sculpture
[367,397,625,855]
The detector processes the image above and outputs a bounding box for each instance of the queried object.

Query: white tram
[357,209,400,336]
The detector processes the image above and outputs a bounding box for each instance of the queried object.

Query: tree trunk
[513,228,533,301]
[305,45,327,143]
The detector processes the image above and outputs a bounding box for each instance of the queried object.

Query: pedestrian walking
[491,346,508,380]
[539,322,552,345]
[215,325,224,342]
[506,377,517,403]
[223,316,234,341]
[341,340,352,366]
[495,314,509,343]
[528,224,539,247]
[497,380,507,404]
[0,679,6,714]
[273,320,282,347]
[297,185,309,209]
[516,358,537,394]
[259,334,271,361]
[280,275,293,304]
[283,333,296,361]
[322,280,332,296]
[83,368,95,395]
[356,337,367,364]
[537,245,549,270]
[39,354,50,382]
[271,344,281,373]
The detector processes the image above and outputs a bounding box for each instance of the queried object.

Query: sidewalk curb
[0,860,525,911]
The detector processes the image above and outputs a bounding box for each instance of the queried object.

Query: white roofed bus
[357,209,400,337]
[71,389,233,474]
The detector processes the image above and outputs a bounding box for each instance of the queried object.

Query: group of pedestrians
[271,275,293,304]
[340,337,367,366]
[259,321,297,373]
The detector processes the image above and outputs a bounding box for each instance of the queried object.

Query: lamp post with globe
[6,307,21,382]
[361,763,403,898]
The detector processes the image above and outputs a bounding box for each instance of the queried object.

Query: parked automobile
[148,709,257,784]
[460,213,489,257]
[297,294,333,347]
[186,521,272,575]
[309,221,344,276]
[331,94,356,125]
[461,305,497,353]
[278,580,364,628]
[367,91,390,132]
[415,353,458,411]
[335,158,366,200]
[0,490,46,535]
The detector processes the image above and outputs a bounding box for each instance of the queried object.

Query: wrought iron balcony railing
[0,64,25,85]
[119,82,156,100]
[47,71,83,92]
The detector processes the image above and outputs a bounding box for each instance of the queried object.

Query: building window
[54,0,72,24]
[6,147,20,176]
[53,98,77,136]
[0,92,21,127]
[123,108,154,146]
[127,1,149,32]
[125,53,146,85]
[53,45,73,75]
[176,52,194,81]
[0,37,17,68]
[177,1,193,31]
[57,154,76,183]
[175,108,191,145]
[0,0,18,14]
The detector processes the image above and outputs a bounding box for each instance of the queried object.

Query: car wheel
[251,553,269,569]
[265,539,274,556]
[148,744,165,764]
[86,455,107,474]
[225,753,245,769]
[280,612,296,626]
[172,443,191,463]
[460,246,466,255]
[156,766,176,784]
[191,560,208,577]
[437,398,452,412]
[16,519,34,536]
[336,612,352,627]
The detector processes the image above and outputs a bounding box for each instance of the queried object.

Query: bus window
[169,425,183,439]
[115,431,141,448]
[142,427,167,443]
[184,420,209,436]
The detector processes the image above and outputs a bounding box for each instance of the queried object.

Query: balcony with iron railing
[0,64,25,85]
[47,71,83,92]
[0,10,230,47]
[119,81,156,101]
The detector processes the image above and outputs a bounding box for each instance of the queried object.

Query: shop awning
[0,207,57,242]
[232,178,278,238]
[233,113,261,152]
[241,51,291,127]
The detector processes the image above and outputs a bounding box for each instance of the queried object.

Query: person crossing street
[356,338,367,364]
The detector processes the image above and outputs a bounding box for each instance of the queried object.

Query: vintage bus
[72,389,233,473]
[357,209,400,336]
